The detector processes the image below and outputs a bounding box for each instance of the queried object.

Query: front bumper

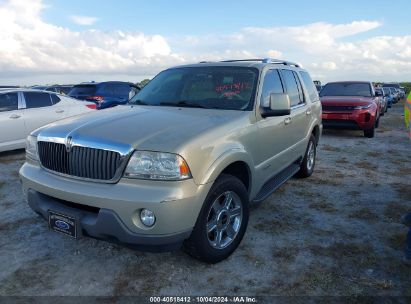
[20,161,212,249]
[322,110,375,130]
[27,189,190,251]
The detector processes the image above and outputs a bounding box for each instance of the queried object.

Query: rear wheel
[297,134,316,178]
[183,174,249,263]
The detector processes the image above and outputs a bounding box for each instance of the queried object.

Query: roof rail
[219,58,300,67]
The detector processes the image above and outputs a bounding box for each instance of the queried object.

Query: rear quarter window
[51,94,61,104]
[299,71,319,101]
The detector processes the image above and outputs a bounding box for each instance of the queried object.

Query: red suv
[320,81,381,138]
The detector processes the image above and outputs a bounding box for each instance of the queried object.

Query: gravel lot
[0,100,410,297]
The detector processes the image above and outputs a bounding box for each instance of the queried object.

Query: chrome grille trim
[37,140,132,183]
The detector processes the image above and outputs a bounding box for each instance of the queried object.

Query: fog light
[140,209,156,227]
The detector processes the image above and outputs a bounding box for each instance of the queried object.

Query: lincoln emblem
[65,136,73,153]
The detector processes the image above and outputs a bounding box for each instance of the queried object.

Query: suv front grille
[322,105,355,112]
[38,141,121,181]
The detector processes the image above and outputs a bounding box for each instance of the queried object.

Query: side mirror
[375,91,382,97]
[261,93,291,118]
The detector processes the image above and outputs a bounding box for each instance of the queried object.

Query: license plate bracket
[48,210,78,238]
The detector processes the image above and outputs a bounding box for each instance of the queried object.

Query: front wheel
[364,126,375,138]
[183,174,249,263]
[297,134,316,178]
[375,115,380,128]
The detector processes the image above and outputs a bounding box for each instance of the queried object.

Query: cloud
[70,15,99,26]
[0,0,410,85]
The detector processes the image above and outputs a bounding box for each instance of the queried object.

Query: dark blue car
[68,81,140,109]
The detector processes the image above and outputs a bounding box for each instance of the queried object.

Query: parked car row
[31,81,141,110]
[319,81,405,138]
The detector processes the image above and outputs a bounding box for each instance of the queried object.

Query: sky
[0,0,410,85]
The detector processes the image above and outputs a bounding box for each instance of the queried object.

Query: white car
[0,89,96,152]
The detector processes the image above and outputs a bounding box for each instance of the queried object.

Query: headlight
[354,104,372,110]
[124,151,191,180]
[26,135,38,160]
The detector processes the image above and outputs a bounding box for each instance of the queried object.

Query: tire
[375,116,380,128]
[297,134,316,178]
[364,126,375,138]
[183,174,249,263]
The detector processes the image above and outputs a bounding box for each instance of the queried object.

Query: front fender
[199,148,254,186]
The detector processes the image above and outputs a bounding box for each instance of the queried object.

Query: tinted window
[0,93,18,112]
[129,67,259,111]
[260,70,284,107]
[58,86,72,95]
[320,83,372,97]
[300,71,319,101]
[382,88,390,95]
[281,69,304,107]
[382,83,400,88]
[69,85,97,96]
[98,83,130,98]
[293,72,305,103]
[24,92,52,108]
[51,94,61,104]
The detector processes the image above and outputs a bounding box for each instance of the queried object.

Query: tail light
[86,104,97,109]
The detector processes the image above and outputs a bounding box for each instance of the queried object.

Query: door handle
[55,109,65,113]
[306,109,312,115]
[284,117,292,125]
[9,114,21,119]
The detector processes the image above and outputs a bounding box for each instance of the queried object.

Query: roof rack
[219,58,300,67]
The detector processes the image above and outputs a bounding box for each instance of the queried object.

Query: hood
[320,96,374,107]
[34,105,247,153]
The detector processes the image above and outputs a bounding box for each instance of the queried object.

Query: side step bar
[252,161,301,203]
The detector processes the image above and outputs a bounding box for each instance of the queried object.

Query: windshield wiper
[160,100,208,109]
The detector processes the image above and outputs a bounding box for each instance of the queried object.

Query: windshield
[129,66,259,110]
[320,83,372,97]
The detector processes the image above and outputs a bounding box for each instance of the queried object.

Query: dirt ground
[0,100,410,297]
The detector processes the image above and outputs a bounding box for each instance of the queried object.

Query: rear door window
[299,71,318,101]
[281,69,305,107]
[0,93,19,112]
[24,92,53,108]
